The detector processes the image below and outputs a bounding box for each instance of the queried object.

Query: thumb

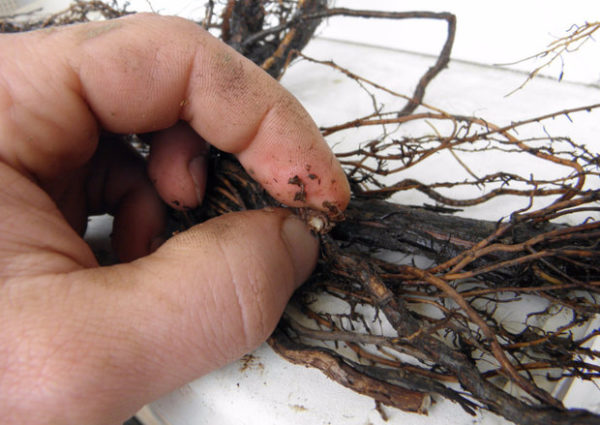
[4,209,317,425]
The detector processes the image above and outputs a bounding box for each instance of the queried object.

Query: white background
[18,0,600,86]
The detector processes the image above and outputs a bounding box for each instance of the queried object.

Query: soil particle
[239,354,264,372]
[322,200,344,220]
[288,175,306,202]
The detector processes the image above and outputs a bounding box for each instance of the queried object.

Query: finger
[86,137,167,261]
[110,184,166,262]
[147,121,209,210]
[0,13,350,211]
[1,209,317,424]
[0,161,98,273]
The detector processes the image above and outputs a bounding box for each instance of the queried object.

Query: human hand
[0,13,349,425]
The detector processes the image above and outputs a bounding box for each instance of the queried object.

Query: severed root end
[296,201,345,235]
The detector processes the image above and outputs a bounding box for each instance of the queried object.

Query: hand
[0,13,349,425]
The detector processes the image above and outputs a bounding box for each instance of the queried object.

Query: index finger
[0,13,350,211]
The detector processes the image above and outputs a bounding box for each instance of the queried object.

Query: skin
[0,13,350,425]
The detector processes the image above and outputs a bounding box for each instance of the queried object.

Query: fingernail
[188,155,207,204]
[281,215,319,288]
